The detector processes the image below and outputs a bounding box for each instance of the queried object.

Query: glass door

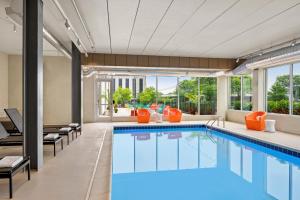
[96,79,113,120]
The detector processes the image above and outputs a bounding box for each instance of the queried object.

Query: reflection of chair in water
[164,132,182,139]
[131,133,150,141]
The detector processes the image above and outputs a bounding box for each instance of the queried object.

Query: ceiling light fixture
[77,39,81,47]
[65,20,71,30]
[52,0,88,55]
[291,41,296,47]
[13,24,16,32]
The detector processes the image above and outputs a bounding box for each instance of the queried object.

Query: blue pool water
[112,127,300,200]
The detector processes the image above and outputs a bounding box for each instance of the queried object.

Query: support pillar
[23,0,44,170]
[217,76,228,119]
[72,43,82,125]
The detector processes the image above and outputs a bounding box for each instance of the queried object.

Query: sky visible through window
[267,65,289,91]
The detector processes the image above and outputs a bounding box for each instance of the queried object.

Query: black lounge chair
[0,156,30,199]
[44,123,81,139]
[43,127,74,145]
[3,109,64,156]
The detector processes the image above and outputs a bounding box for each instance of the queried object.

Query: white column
[252,69,259,111]
[217,76,228,118]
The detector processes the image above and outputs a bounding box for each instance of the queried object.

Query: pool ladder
[205,117,224,144]
[206,116,225,130]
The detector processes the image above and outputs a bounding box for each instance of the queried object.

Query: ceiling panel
[170,0,274,57]
[182,0,300,58]
[207,3,300,58]
[158,0,238,56]
[127,0,174,55]
[109,0,139,54]
[75,0,111,53]
[142,0,206,55]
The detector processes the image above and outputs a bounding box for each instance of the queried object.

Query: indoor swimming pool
[112,125,300,200]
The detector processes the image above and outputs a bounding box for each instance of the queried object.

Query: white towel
[60,127,72,132]
[44,133,59,140]
[0,156,23,168]
[69,123,79,127]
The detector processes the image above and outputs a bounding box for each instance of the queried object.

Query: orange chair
[137,109,150,123]
[245,111,266,131]
[163,106,170,119]
[168,108,182,123]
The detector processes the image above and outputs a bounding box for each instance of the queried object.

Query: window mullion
[240,76,243,111]
[289,64,293,115]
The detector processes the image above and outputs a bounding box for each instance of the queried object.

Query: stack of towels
[44,133,59,140]
[0,156,23,168]
[59,127,72,132]
[68,123,79,128]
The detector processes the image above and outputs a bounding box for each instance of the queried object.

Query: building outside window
[118,79,122,88]
[125,78,129,88]
[132,78,136,98]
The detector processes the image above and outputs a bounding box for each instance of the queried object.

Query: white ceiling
[0,0,62,56]
[1,0,300,58]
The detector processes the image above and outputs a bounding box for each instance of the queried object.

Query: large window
[178,77,217,115]
[229,75,252,111]
[229,77,241,110]
[266,65,290,114]
[110,75,217,116]
[293,63,300,115]
[157,77,178,109]
[200,78,217,114]
[178,77,198,115]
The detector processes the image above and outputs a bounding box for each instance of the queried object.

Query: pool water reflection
[112,128,300,200]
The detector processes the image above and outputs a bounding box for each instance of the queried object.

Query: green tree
[138,87,157,104]
[267,75,289,101]
[113,87,132,107]
[178,78,198,104]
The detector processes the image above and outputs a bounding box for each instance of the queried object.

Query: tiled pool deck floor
[0,121,300,199]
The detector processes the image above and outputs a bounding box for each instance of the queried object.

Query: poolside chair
[245,111,266,131]
[0,155,30,198]
[163,106,170,119]
[4,108,76,145]
[137,109,150,123]
[168,108,182,123]
[3,109,64,156]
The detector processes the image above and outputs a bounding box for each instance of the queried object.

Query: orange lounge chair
[137,109,150,123]
[168,108,182,123]
[245,111,266,131]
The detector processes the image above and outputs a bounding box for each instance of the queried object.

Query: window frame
[264,63,300,115]
[228,75,253,111]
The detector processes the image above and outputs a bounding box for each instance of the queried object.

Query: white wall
[83,75,96,123]
[0,52,8,117]
[6,55,71,124]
